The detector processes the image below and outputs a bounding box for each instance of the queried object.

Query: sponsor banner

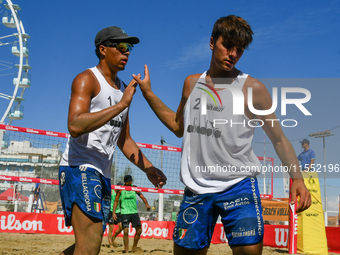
[135,142,182,152]
[0,211,174,238]
[111,185,184,195]
[0,176,12,181]
[1,212,340,253]
[0,212,72,234]
[0,175,59,185]
[105,221,175,240]
[261,194,273,199]
[0,124,70,138]
[264,225,289,248]
[326,227,340,254]
[261,198,289,221]
[297,172,328,254]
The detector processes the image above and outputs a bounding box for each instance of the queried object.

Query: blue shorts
[173,177,264,249]
[59,166,111,231]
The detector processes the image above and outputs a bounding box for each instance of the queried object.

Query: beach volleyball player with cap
[58,26,167,255]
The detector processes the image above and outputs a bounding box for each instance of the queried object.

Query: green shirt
[120,190,138,215]
[110,190,120,213]
[172,212,177,221]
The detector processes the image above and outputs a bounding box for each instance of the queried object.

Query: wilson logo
[57,217,73,233]
[219,226,228,243]
[275,228,288,246]
[104,222,169,238]
[46,131,58,136]
[0,176,12,181]
[0,214,44,231]
[142,222,168,238]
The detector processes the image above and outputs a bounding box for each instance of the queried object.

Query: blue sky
[1,0,340,210]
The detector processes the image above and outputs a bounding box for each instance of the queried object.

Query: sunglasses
[105,42,133,53]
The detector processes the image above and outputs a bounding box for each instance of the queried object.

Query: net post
[288,178,298,254]
[158,193,164,221]
[271,158,274,197]
[158,135,165,221]
[0,125,4,155]
[27,194,34,212]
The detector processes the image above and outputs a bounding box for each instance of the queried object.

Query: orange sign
[261,198,289,222]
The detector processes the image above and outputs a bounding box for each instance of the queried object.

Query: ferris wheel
[0,0,31,125]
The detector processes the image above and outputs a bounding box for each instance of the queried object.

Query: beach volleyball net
[0,124,273,218]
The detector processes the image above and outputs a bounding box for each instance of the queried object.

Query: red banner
[0,211,298,245]
[106,221,175,239]
[0,211,175,239]
[1,212,339,253]
[0,212,291,246]
[0,175,59,185]
[0,124,70,138]
[326,227,340,254]
[0,212,68,234]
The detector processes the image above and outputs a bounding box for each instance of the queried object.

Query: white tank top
[180,71,261,194]
[60,66,129,179]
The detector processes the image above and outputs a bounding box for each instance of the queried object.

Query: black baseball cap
[95,26,140,47]
[124,174,133,183]
[299,138,310,144]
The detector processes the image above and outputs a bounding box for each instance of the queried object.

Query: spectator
[298,139,316,172]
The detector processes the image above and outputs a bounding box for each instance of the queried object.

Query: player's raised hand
[145,166,167,189]
[120,74,140,108]
[132,65,152,95]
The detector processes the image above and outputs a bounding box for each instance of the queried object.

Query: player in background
[113,174,150,253]
[108,182,123,248]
